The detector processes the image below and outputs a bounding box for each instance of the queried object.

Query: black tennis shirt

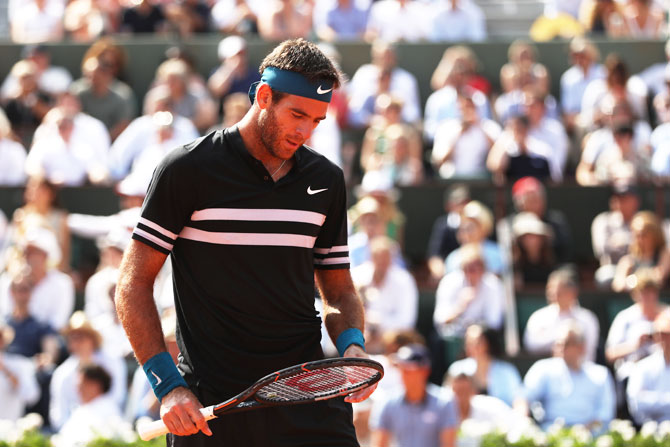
[132,127,350,396]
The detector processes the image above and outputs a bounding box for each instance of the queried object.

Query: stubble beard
[259,107,287,160]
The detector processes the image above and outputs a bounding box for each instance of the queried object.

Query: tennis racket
[138,357,384,440]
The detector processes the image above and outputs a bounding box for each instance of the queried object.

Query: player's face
[259,93,328,160]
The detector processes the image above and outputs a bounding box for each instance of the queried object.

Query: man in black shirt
[115,39,372,446]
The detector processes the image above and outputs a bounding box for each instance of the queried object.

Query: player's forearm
[322,289,365,341]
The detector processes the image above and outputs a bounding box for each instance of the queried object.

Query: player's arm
[115,240,212,437]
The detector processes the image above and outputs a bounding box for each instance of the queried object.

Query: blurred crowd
[2,0,670,446]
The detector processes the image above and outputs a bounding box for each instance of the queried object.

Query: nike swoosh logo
[316,85,333,95]
[151,371,162,385]
[307,186,328,195]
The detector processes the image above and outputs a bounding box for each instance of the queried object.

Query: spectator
[607,268,668,382]
[0,107,27,186]
[511,212,557,289]
[431,92,500,179]
[591,183,640,288]
[428,0,486,42]
[257,0,314,41]
[426,184,471,280]
[0,321,40,421]
[1,45,72,101]
[359,94,408,170]
[364,0,426,43]
[520,322,616,431]
[560,37,606,134]
[620,0,665,38]
[502,40,550,97]
[424,46,491,143]
[211,0,258,35]
[369,343,458,447]
[25,108,110,186]
[63,0,111,42]
[315,0,369,42]
[207,36,260,119]
[445,200,504,276]
[637,39,670,99]
[487,114,559,184]
[361,123,423,186]
[523,268,600,361]
[9,0,64,44]
[69,56,133,140]
[448,324,522,407]
[49,311,126,430]
[119,0,167,34]
[348,41,421,127]
[3,60,52,148]
[626,310,670,425]
[579,0,627,37]
[652,65,670,126]
[164,0,211,36]
[0,227,74,331]
[352,236,418,353]
[433,243,505,338]
[219,92,251,129]
[612,212,670,293]
[55,364,126,447]
[523,88,570,174]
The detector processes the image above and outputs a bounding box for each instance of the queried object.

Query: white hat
[23,227,62,267]
[218,36,246,60]
[354,170,399,200]
[512,212,553,239]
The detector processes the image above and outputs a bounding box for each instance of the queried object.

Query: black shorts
[166,381,360,447]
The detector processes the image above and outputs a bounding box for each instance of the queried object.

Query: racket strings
[255,365,380,403]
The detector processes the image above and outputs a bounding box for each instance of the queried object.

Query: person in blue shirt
[370,343,458,447]
[519,321,616,433]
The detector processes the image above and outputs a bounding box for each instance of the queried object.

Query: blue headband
[248,67,334,104]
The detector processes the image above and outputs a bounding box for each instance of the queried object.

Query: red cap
[512,176,543,198]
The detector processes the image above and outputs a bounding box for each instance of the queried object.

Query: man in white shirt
[433,243,505,337]
[523,89,570,174]
[428,0,486,42]
[1,45,72,100]
[523,268,600,361]
[0,108,27,186]
[365,0,427,43]
[0,322,40,421]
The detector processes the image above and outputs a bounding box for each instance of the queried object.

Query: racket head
[250,357,384,405]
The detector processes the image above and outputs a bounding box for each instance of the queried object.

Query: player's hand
[160,386,213,437]
[342,344,378,403]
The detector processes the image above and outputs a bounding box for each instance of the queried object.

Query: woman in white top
[0,107,27,186]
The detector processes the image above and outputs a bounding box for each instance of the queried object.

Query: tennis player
[115,38,374,446]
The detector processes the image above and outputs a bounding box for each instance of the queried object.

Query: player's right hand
[160,386,213,437]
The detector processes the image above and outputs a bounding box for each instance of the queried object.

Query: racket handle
[138,406,216,441]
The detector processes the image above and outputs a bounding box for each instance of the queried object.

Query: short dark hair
[79,363,112,394]
[259,38,342,89]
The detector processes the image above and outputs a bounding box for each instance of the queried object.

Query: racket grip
[138,406,216,441]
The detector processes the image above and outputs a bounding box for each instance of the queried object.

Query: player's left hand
[342,344,378,403]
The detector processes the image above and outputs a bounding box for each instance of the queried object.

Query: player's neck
[237,115,291,178]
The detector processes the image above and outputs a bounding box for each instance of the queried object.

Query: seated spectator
[1,45,72,101]
[495,63,560,126]
[626,310,670,425]
[49,311,127,431]
[448,324,522,407]
[620,0,666,38]
[523,88,570,175]
[0,107,27,186]
[119,0,167,34]
[257,0,313,41]
[359,94,407,166]
[579,0,627,37]
[0,227,74,331]
[523,268,600,361]
[591,183,640,288]
[431,92,501,179]
[347,40,421,127]
[220,92,251,129]
[3,60,52,148]
[426,184,471,281]
[163,0,211,36]
[652,65,670,126]
[606,268,668,382]
[315,0,368,42]
[434,243,505,338]
[211,0,258,35]
[9,0,64,43]
[445,201,504,276]
[208,36,260,119]
[369,343,458,447]
[55,364,126,447]
[612,212,670,292]
[26,109,109,186]
[0,321,40,421]
[487,115,559,184]
[519,322,616,431]
[361,124,423,186]
[352,236,418,353]
[502,40,550,97]
[560,37,606,134]
[511,212,557,289]
[350,171,406,244]
[637,39,670,100]
[364,0,427,43]
[63,0,112,42]
[425,47,491,143]
[428,0,486,42]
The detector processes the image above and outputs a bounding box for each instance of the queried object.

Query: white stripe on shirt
[179,227,317,248]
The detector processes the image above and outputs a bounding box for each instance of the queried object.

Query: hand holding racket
[138,357,384,441]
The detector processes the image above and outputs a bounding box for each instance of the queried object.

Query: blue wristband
[143,352,188,402]
[335,328,366,357]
